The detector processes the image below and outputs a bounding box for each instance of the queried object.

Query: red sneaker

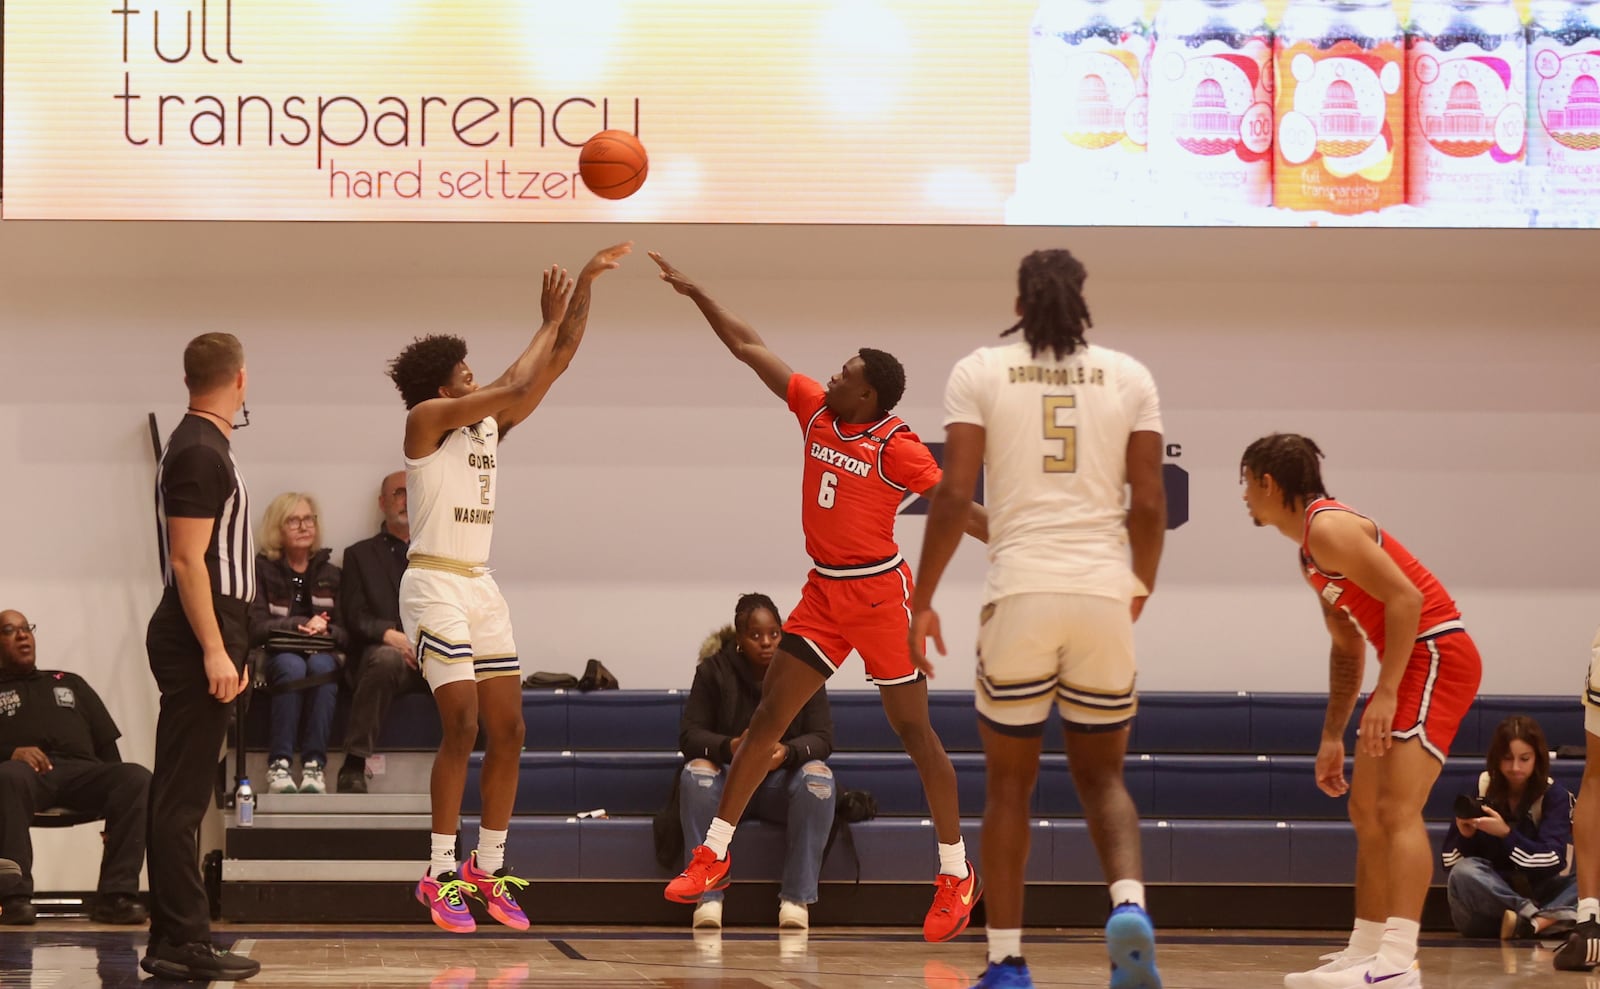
[664,845,732,903]
[923,861,981,942]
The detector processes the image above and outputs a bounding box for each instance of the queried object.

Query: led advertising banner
[3,0,1595,225]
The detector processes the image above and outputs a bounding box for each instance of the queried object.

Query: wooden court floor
[3,925,1590,987]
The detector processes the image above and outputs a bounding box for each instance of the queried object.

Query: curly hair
[858,348,906,414]
[387,335,468,410]
[1240,433,1331,508]
[1003,249,1092,360]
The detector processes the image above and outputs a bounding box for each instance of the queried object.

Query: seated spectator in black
[679,593,836,931]
[249,493,345,796]
[1443,715,1578,939]
[335,470,425,794]
[0,611,151,925]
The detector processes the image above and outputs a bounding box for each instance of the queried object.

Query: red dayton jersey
[1299,498,1462,657]
[787,374,942,567]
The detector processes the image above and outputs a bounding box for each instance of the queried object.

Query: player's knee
[1374,797,1423,833]
[486,714,525,751]
[438,706,478,749]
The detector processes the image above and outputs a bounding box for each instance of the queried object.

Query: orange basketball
[578,130,649,200]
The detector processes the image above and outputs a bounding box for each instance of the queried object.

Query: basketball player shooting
[387,242,631,934]
[649,251,989,943]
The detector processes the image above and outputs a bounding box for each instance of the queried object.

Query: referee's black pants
[144,588,247,949]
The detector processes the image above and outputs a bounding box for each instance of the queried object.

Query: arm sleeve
[340,548,398,646]
[1123,356,1164,435]
[1441,820,1465,871]
[1506,786,1574,877]
[74,677,124,763]
[942,353,986,429]
[784,689,834,767]
[679,664,736,765]
[160,444,232,518]
[786,374,826,428]
[882,431,944,496]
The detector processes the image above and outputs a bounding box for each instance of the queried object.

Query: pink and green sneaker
[460,851,531,931]
[416,870,478,933]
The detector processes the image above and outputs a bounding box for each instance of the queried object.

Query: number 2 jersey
[788,375,941,570]
[405,416,499,566]
[942,340,1162,604]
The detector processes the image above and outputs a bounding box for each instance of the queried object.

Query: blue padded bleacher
[242,687,1586,758]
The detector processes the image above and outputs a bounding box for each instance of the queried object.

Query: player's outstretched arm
[648,251,792,400]
[1125,430,1166,622]
[497,242,633,436]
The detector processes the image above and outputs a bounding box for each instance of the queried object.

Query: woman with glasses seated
[249,492,346,795]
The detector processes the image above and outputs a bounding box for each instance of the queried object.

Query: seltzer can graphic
[1528,0,1600,209]
[1407,0,1527,208]
[1274,0,1407,214]
[1151,0,1276,211]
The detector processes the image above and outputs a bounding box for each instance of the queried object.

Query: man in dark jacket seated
[679,593,837,931]
[335,471,426,793]
[0,610,151,925]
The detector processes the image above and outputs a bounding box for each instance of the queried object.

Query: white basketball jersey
[406,416,499,565]
[943,341,1162,603]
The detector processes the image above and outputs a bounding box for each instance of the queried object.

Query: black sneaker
[0,898,36,926]
[141,939,262,981]
[337,765,369,794]
[1555,919,1600,971]
[89,892,149,925]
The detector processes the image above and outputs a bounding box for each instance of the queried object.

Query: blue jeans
[265,651,339,766]
[1446,856,1579,937]
[679,758,837,905]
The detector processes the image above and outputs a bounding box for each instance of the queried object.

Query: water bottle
[236,778,255,828]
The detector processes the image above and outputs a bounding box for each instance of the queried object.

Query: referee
[141,333,261,983]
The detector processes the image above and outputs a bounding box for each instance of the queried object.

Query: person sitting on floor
[0,611,151,925]
[678,593,837,931]
[1442,715,1577,940]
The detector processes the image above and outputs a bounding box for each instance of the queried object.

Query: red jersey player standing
[650,252,987,941]
[1241,434,1483,989]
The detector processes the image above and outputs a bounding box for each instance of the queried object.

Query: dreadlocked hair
[858,348,906,414]
[387,334,467,410]
[1003,249,1093,360]
[1240,433,1331,508]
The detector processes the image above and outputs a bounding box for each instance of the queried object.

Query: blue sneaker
[969,958,1034,988]
[1106,903,1163,988]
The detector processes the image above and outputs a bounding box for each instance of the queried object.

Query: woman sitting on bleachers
[1442,714,1577,939]
[677,593,836,931]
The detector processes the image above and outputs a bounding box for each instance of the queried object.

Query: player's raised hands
[580,241,633,280]
[648,251,698,296]
[541,266,574,324]
[909,608,945,678]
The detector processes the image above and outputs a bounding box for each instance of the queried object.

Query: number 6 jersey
[787,375,941,571]
[405,416,499,566]
[943,341,1162,604]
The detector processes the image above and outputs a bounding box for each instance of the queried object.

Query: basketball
[578,130,649,200]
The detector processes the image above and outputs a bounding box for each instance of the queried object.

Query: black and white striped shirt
[154,414,254,601]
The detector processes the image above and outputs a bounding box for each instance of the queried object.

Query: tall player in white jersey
[386,242,631,934]
[912,250,1167,989]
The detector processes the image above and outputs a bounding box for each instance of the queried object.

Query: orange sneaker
[664,845,732,904]
[923,861,981,942]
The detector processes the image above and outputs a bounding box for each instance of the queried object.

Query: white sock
[705,817,737,859]
[1581,898,1600,925]
[430,833,456,877]
[1349,917,1385,956]
[938,839,970,879]
[476,827,508,874]
[1373,917,1420,975]
[987,928,1023,964]
[1108,879,1145,909]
